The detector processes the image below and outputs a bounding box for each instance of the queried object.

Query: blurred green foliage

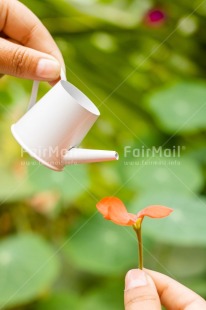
[1,0,206,308]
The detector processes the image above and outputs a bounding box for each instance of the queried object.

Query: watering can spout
[63,148,119,165]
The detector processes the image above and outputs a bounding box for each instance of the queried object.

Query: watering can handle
[27,69,67,111]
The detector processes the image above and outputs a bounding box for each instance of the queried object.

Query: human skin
[124,269,206,310]
[0,0,65,82]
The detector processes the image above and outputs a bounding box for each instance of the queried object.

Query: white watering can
[11,71,118,171]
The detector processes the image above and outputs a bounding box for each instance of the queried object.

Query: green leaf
[130,191,206,246]
[0,91,13,113]
[82,281,124,310]
[184,277,206,297]
[146,82,206,133]
[122,156,204,195]
[0,166,33,202]
[28,162,89,201]
[63,215,137,275]
[35,293,80,310]
[0,234,60,308]
[158,246,206,278]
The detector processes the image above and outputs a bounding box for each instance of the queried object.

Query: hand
[0,0,65,82]
[124,269,206,310]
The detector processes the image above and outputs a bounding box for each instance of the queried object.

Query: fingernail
[125,269,147,291]
[36,59,60,79]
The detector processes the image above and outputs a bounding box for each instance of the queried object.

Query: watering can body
[11,79,118,171]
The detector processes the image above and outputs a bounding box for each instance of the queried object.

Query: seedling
[97,197,173,269]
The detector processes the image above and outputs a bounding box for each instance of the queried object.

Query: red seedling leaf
[137,205,173,219]
[96,197,137,226]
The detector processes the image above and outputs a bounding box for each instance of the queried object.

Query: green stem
[133,219,143,270]
[136,227,143,270]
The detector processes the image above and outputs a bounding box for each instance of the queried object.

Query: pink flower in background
[144,8,166,27]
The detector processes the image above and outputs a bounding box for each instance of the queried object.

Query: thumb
[124,269,161,310]
[0,38,61,82]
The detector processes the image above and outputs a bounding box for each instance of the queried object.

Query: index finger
[146,269,206,310]
[0,0,65,69]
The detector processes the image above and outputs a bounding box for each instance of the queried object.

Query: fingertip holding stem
[125,269,147,291]
[124,269,162,310]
